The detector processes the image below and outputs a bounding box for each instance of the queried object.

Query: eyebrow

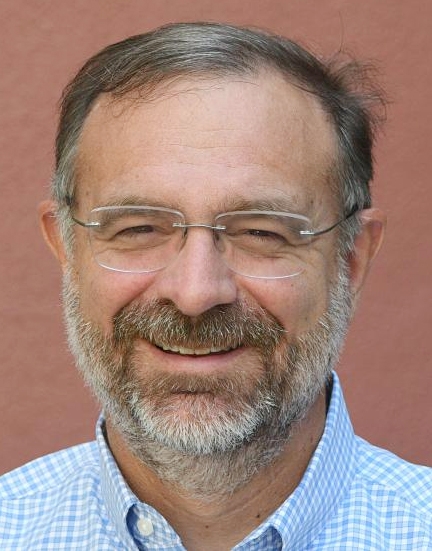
[94,191,309,215]
[215,196,307,215]
[95,194,174,209]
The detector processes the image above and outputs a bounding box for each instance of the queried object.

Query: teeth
[157,343,235,355]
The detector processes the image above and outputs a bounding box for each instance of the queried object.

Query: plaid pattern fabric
[1,372,431,550]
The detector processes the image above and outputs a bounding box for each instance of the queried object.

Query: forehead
[75,72,338,215]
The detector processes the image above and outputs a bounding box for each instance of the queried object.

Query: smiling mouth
[153,342,240,356]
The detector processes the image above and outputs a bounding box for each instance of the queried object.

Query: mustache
[113,299,286,351]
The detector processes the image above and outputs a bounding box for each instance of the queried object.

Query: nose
[152,227,238,317]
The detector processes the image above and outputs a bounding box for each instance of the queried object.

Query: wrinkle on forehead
[80,70,334,153]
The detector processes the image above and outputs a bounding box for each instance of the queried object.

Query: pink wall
[0,0,430,474]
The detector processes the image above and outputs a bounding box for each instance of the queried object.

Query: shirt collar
[236,371,357,550]
[97,371,357,550]
[97,420,138,545]
[97,418,183,549]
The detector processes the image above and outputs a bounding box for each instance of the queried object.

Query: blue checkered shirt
[1,372,431,550]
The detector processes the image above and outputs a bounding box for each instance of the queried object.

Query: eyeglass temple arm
[71,216,100,228]
[64,195,97,227]
[301,205,359,237]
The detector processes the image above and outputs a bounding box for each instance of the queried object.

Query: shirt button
[137,516,154,537]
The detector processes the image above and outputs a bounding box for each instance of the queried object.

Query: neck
[106,390,327,551]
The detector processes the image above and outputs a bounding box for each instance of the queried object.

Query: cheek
[240,272,331,336]
[72,257,157,332]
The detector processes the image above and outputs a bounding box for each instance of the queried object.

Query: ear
[347,208,386,300]
[38,200,69,270]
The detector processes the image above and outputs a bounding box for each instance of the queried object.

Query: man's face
[63,72,350,459]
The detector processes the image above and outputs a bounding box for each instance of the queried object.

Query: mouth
[153,342,240,356]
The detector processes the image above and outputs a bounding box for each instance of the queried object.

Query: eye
[229,225,300,247]
[96,221,173,248]
[117,224,156,236]
[244,228,287,241]
[113,223,173,244]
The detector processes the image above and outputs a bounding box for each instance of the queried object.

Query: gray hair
[53,22,385,254]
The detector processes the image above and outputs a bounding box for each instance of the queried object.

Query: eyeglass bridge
[172,222,227,231]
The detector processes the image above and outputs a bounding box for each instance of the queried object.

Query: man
[1,22,431,550]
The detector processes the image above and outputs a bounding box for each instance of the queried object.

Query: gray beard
[63,264,352,500]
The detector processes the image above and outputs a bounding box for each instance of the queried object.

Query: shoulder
[312,438,432,549]
[329,436,432,548]
[354,436,432,515]
[0,441,99,500]
[0,442,106,548]
[0,442,133,549]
